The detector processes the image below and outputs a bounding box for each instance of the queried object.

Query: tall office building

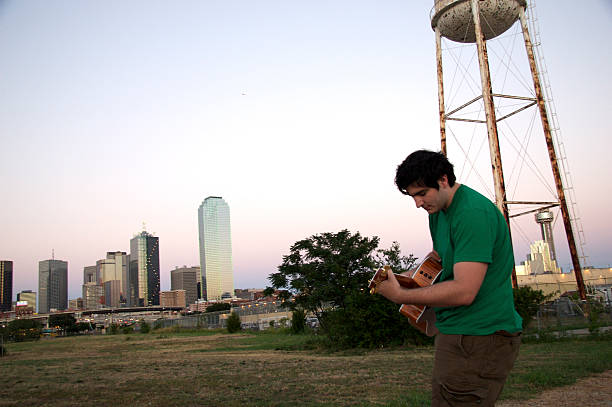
[128,231,160,307]
[198,196,234,301]
[170,266,201,306]
[38,259,68,313]
[0,260,13,312]
[82,265,102,310]
[97,251,127,307]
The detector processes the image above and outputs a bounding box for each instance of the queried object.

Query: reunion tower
[429,0,586,299]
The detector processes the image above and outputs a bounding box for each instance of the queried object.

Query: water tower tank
[431,0,526,43]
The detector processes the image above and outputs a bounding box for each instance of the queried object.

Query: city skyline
[1,1,611,301]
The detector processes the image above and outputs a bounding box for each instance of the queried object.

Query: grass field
[1,329,611,406]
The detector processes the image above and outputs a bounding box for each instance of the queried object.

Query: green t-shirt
[429,184,522,335]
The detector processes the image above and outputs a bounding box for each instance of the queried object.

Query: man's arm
[376,261,487,308]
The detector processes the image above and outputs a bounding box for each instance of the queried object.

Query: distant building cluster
[1,196,239,317]
[516,210,561,276]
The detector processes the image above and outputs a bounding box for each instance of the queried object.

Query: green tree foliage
[374,241,418,274]
[321,291,432,349]
[268,230,380,320]
[206,303,231,313]
[290,308,306,334]
[267,229,427,348]
[513,286,553,330]
[49,314,78,335]
[139,320,150,334]
[226,312,242,333]
[7,319,42,342]
[108,323,119,335]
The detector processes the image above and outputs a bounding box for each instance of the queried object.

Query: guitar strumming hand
[370,253,443,336]
[374,251,440,303]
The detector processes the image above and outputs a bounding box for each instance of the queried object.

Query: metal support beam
[518,7,586,300]
[435,27,447,155]
[470,0,517,288]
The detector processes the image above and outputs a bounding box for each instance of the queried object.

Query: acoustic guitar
[368,254,443,336]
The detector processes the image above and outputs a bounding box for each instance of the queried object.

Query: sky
[1,0,611,301]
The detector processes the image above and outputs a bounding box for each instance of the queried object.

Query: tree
[267,230,427,348]
[374,241,418,274]
[8,319,42,342]
[226,312,242,333]
[513,286,553,330]
[267,230,380,322]
[49,314,78,335]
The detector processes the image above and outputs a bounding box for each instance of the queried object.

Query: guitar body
[369,254,443,336]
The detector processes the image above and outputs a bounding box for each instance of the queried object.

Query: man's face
[406,177,451,214]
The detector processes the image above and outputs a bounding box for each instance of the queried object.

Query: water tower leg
[517,7,586,301]
[469,0,517,288]
[435,27,447,156]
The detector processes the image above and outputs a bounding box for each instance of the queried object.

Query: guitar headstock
[368,265,392,294]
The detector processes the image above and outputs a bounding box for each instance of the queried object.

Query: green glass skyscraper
[198,197,234,301]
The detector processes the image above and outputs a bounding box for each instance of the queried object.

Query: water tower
[429,0,586,299]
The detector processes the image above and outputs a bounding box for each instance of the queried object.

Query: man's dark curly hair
[395,150,456,195]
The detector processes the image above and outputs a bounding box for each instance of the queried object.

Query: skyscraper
[198,196,234,301]
[82,265,102,310]
[171,266,201,306]
[38,259,68,313]
[0,260,13,312]
[97,251,127,308]
[128,231,160,307]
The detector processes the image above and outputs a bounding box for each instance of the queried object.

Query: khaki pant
[431,331,521,406]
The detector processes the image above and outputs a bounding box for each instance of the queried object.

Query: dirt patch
[497,370,612,407]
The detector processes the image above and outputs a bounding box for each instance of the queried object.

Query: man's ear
[438,174,449,188]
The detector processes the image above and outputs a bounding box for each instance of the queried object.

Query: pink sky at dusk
[1,1,611,301]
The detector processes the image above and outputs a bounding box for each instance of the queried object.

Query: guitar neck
[394,274,421,289]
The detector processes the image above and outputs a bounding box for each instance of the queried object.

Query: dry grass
[1,330,611,406]
[0,332,432,407]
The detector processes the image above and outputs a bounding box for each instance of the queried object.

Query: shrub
[226,312,242,333]
[140,320,150,334]
[513,286,552,330]
[319,291,432,349]
[290,308,306,334]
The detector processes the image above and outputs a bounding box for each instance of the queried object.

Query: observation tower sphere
[431,0,527,43]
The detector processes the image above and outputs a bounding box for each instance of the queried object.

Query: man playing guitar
[375,150,522,407]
